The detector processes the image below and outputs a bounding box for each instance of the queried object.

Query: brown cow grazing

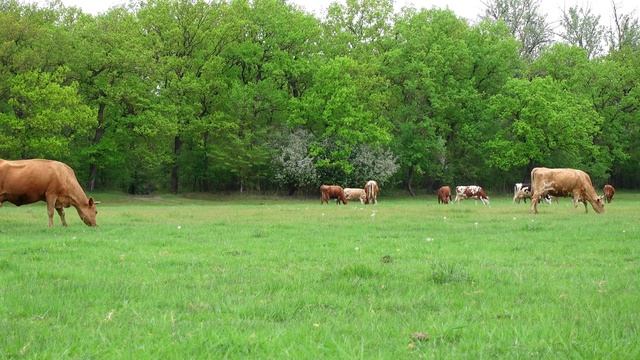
[437,186,452,204]
[320,185,347,205]
[364,180,379,204]
[0,159,98,226]
[530,167,604,214]
[344,188,366,204]
[454,185,489,205]
[603,184,615,203]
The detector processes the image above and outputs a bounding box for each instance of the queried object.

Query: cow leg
[56,207,68,227]
[531,194,539,214]
[46,195,56,227]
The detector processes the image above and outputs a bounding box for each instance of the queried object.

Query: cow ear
[89,197,94,206]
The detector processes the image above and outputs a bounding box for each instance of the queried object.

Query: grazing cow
[364,180,379,205]
[320,185,347,205]
[513,182,532,203]
[530,167,604,214]
[0,159,98,227]
[454,185,489,205]
[437,186,452,204]
[603,184,615,203]
[344,188,366,204]
[514,182,552,204]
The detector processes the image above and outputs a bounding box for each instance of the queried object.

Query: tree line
[1,0,639,195]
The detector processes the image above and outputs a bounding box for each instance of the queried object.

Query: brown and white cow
[454,185,489,205]
[437,186,452,204]
[530,167,604,214]
[514,182,553,204]
[364,180,379,205]
[603,184,615,203]
[0,159,98,226]
[344,188,366,204]
[320,185,347,205]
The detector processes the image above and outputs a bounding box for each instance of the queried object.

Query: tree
[528,43,591,81]
[560,5,605,58]
[0,68,95,159]
[349,145,398,186]
[272,129,318,195]
[485,77,610,181]
[482,0,552,60]
[216,0,321,192]
[608,2,640,51]
[67,7,157,190]
[138,0,224,193]
[384,9,519,192]
[323,0,394,59]
[293,56,392,185]
[589,50,640,187]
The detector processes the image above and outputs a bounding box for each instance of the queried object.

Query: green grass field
[1,193,639,358]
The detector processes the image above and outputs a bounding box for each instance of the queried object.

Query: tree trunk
[406,166,416,197]
[87,102,106,191]
[203,131,210,192]
[170,135,182,193]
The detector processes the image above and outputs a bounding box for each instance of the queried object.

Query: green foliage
[0,68,94,159]
[485,77,609,180]
[0,0,639,191]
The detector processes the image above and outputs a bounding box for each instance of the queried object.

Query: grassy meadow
[1,192,639,358]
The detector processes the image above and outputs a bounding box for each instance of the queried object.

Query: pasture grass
[1,193,639,358]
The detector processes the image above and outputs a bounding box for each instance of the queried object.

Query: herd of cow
[320,180,380,205]
[324,168,615,215]
[0,159,618,227]
[436,167,614,214]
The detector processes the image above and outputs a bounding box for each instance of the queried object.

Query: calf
[514,182,554,204]
[344,188,366,204]
[603,184,615,203]
[513,182,532,203]
[454,185,489,205]
[437,186,451,204]
[320,185,347,205]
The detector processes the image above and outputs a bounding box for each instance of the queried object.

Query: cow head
[76,197,98,226]
[591,196,605,214]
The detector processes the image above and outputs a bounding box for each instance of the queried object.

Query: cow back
[0,159,85,206]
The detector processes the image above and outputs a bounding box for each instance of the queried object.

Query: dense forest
[1,0,639,194]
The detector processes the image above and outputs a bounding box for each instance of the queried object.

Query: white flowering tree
[273,129,319,195]
[350,145,399,186]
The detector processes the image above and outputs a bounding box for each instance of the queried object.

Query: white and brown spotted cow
[514,182,552,204]
[454,185,489,205]
[513,182,532,203]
